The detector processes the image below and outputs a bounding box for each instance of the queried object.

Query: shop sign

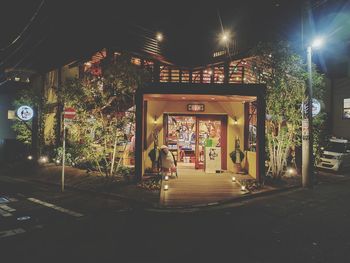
[187,104,205,112]
[16,105,34,121]
[301,98,321,117]
[205,147,221,173]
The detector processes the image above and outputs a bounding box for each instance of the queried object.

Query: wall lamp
[233,116,238,125]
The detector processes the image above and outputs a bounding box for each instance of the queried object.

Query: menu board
[205,147,221,173]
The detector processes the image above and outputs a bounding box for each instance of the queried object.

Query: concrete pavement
[1,172,350,262]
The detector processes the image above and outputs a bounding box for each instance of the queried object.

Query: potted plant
[148,147,160,172]
[229,137,245,173]
[230,148,245,173]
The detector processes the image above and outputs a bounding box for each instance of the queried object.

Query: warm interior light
[154,115,157,124]
[233,116,238,125]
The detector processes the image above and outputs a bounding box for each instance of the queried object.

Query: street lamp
[302,36,324,188]
[220,31,231,44]
[156,32,163,42]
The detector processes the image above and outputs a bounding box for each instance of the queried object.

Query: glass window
[343,98,350,119]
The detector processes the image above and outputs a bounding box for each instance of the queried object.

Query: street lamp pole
[302,45,313,188]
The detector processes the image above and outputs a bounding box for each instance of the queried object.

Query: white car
[316,138,350,172]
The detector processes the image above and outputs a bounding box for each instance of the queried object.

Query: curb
[149,184,302,212]
[28,177,301,212]
[9,173,350,213]
[29,178,157,209]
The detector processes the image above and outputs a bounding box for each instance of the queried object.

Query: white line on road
[27,198,83,217]
[0,204,16,212]
[0,228,25,239]
[0,208,12,217]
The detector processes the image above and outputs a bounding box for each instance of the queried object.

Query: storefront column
[135,91,144,182]
[256,93,266,184]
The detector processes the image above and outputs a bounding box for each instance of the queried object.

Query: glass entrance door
[165,114,227,171]
[166,115,196,165]
[196,117,222,169]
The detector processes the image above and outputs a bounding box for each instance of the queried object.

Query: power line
[0,15,49,69]
[0,0,45,52]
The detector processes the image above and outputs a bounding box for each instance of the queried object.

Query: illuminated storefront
[135,83,266,182]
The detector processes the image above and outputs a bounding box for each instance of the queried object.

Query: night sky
[0,0,349,72]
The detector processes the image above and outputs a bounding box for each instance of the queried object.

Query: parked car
[316,137,350,172]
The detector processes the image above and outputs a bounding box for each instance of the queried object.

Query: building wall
[332,77,350,139]
[43,65,79,146]
[143,100,256,177]
[0,94,17,161]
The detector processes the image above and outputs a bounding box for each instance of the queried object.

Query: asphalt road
[1,173,350,263]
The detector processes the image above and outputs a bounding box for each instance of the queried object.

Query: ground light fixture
[27,155,33,160]
[232,176,236,182]
[287,167,296,176]
[164,184,169,191]
[55,159,60,165]
[164,175,169,181]
[241,185,247,191]
[38,156,48,164]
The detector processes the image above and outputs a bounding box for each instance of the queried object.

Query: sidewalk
[1,161,346,211]
[0,162,160,207]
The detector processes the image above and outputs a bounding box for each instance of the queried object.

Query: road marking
[0,208,12,217]
[0,197,9,204]
[0,228,26,239]
[27,198,83,217]
[0,204,16,212]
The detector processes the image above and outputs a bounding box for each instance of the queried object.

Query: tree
[62,53,149,176]
[251,41,326,179]
[12,76,46,158]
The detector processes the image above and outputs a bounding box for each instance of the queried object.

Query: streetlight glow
[220,31,231,43]
[311,37,324,49]
[156,32,163,42]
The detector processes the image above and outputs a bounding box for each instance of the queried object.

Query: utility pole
[302,46,313,188]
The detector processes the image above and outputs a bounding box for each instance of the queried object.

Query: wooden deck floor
[160,164,252,207]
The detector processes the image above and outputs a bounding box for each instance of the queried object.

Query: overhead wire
[0,0,45,52]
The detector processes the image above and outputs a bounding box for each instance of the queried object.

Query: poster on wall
[343,98,350,119]
[205,147,221,173]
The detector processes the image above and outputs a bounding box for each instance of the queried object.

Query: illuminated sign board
[187,104,205,112]
[16,106,34,121]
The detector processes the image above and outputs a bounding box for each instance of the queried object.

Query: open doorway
[164,114,227,173]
